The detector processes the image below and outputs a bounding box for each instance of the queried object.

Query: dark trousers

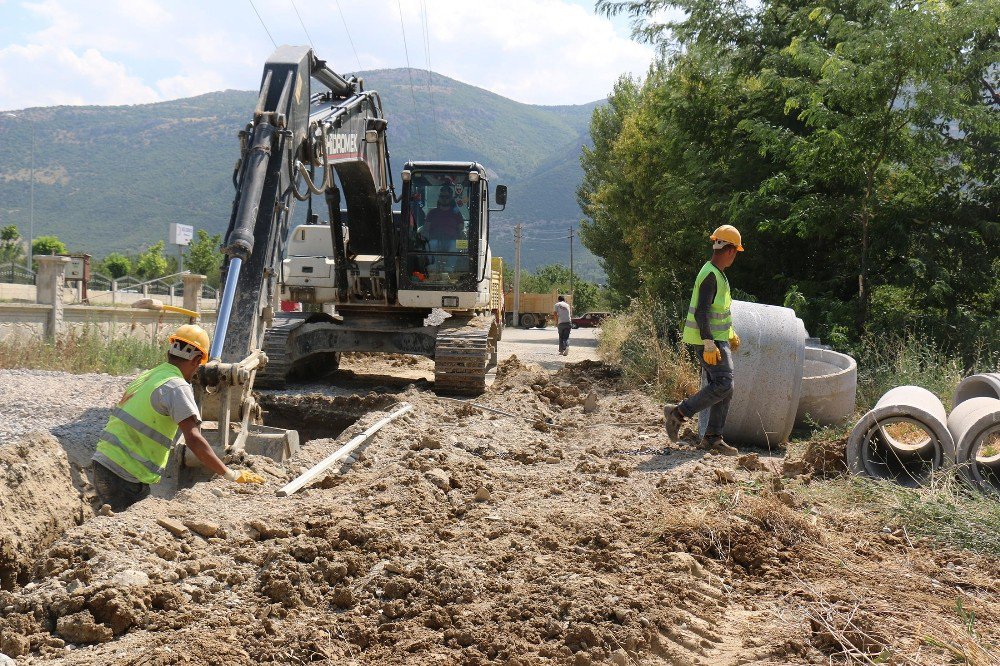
[92,462,150,512]
[678,341,734,439]
[557,323,572,352]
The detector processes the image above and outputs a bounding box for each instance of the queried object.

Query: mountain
[0,69,604,279]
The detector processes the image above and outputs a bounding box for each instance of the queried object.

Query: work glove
[729,333,741,352]
[702,339,722,366]
[224,468,265,484]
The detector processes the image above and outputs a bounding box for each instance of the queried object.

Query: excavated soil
[0,357,998,664]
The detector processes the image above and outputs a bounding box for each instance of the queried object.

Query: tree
[32,235,67,258]
[99,252,132,279]
[583,0,999,352]
[0,225,24,264]
[135,241,168,279]
[183,229,223,287]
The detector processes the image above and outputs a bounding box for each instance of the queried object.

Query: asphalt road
[494,324,600,371]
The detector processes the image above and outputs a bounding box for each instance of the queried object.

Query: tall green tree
[98,252,132,279]
[32,235,67,258]
[135,241,168,279]
[583,0,999,349]
[0,225,24,264]
[183,229,223,287]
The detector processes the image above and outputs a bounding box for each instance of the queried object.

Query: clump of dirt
[0,433,87,590]
[784,437,848,479]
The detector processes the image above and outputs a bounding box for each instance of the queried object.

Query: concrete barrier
[0,303,217,342]
[698,300,806,447]
[847,385,953,487]
[795,347,858,427]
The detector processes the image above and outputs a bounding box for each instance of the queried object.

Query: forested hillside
[0,69,601,276]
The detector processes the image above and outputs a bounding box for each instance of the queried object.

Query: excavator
[182,46,506,477]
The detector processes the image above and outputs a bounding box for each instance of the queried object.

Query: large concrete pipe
[698,300,806,447]
[952,373,1000,410]
[795,347,858,427]
[846,386,953,487]
[946,396,1000,496]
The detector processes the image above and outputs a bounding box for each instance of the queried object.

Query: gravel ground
[0,369,131,466]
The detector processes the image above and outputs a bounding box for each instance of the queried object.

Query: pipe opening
[860,417,940,487]
[969,429,1000,494]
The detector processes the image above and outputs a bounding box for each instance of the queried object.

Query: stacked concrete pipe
[946,396,1000,496]
[952,373,1000,409]
[795,347,858,427]
[846,386,953,487]
[698,300,806,447]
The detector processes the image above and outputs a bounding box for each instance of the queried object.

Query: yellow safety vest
[682,261,734,344]
[96,362,182,484]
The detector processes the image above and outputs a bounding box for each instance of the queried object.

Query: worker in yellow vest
[90,324,264,511]
[664,225,744,455]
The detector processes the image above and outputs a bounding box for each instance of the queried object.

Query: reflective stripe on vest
[681,261,734,344]
[96,362,183,484]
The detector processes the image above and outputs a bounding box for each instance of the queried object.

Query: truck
[504,289,572,328]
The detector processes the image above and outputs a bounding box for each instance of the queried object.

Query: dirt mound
[0,433,87,590]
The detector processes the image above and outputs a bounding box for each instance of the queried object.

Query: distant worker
[90,324,264,512]
[423,190,464,246]
[664,225,744,456]
[554,295,573,356]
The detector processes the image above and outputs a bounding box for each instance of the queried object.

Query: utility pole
[568,225,574,304]
[513,224,522,327]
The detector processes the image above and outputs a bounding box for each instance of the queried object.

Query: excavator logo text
[326,133,359,161]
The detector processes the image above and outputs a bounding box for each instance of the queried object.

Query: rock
[183,520,220,538]
[110,569,149,588]
[782,458,808,478]
[99,504,114,517]
[611,649,629,666]
[583,392,599,414]
[545,456,560,464]
[737,453,762,471]
[663,552,707,579]
[713,468,737,484]
[0,633,28,658]
[533,421,550,433]
[613,607,629,623]
[775,490,797,507]
[413,435,442,450]
[574,652,592,666]
[425,468,451,492]
[56,611,113,644]
[474,487,491,502]
[0,651,15,666]
[156,517,189,538]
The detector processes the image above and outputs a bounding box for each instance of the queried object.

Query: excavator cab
[397,161,497,310]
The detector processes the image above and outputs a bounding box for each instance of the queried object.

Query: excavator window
[405,171,477,287]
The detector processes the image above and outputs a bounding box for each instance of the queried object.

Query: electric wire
[334,0,363,70]
[247,0,278,48]
[289,0,315,49]
[396,0,425,150]
[419,0,440,152]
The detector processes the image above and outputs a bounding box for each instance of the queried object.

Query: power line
[247,0,277,49]
[334,0,363,70]
[396,0,424,150]
[289,0,314,49]
[419,0,440,152]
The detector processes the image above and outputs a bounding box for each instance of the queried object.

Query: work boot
[701,436,738,456]
[663,404,685,443]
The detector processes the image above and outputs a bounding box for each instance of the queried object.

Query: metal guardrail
[0,262,36,285]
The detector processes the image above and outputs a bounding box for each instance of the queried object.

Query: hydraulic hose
[210,257,243,361]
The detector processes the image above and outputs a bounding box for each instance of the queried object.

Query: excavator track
[433,315,497,395]
[255,313,311,389]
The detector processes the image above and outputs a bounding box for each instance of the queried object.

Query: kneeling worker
[91,324,264,511]
[664,225,744,456]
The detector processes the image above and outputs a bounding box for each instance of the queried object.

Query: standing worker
[91,324,264,511]
[553,295,573,356]
[664,225,744,455]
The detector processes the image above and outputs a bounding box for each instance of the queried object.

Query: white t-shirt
[554,301,572,324]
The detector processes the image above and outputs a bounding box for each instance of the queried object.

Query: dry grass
[0,330,161,375]
[597,297,699,401]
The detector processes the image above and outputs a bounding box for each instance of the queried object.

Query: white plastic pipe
[847,385,953,487]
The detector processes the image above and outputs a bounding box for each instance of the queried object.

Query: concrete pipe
[698,300,806,447]
[795,347,858,427]
[952,373,1000,410]
[846,385,953,487]
[946,396,1000,496]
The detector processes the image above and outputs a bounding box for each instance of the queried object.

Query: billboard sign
[169,223,194,246]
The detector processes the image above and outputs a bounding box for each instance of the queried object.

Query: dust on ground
[0,357,998,665]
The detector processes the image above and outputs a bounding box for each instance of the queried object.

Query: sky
[0,0,659,110]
